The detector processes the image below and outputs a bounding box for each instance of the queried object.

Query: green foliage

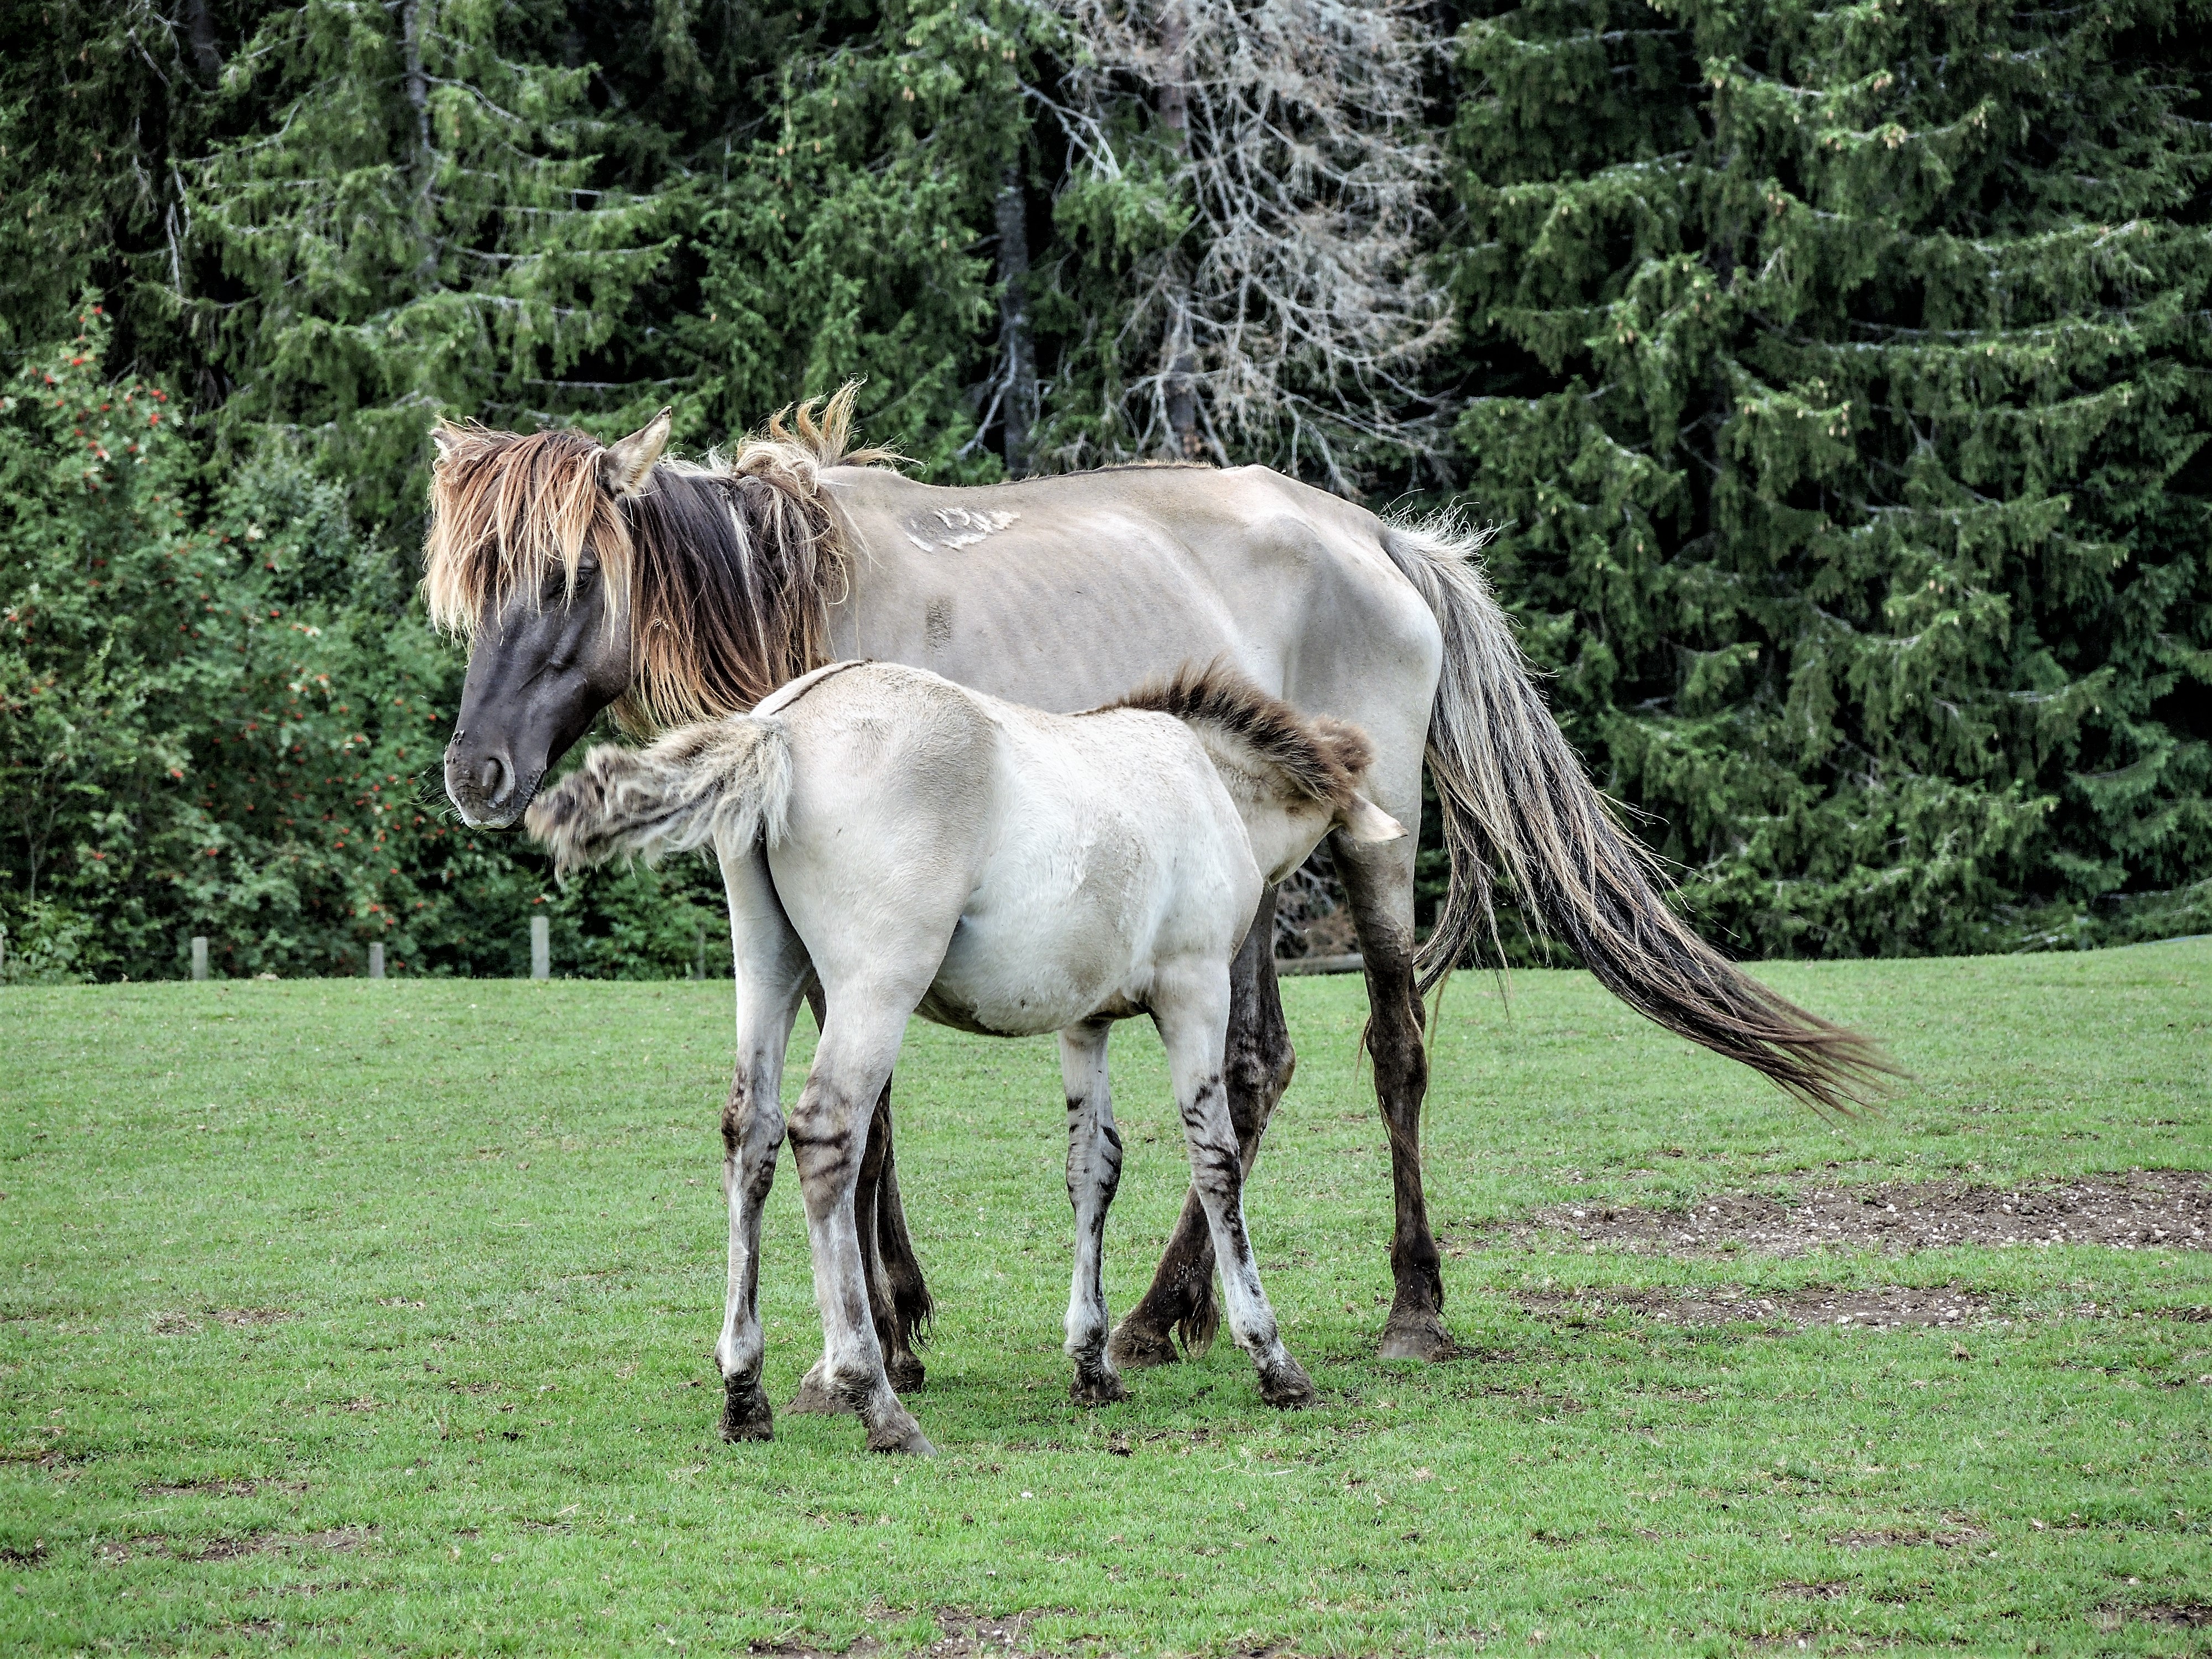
[674,0,1043,472]
[194,0,676,523]
[1451,0,2212,957]
[0,297,722,982]
[1,1,2206,975]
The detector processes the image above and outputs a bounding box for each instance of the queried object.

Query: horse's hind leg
[1059,1019,1125,1404]
[787,999,934,1455]
[860,1084,930,1391]
[791,1003,927,1412]
[1150,959,1313,1410]
[1333,823,1453,1362]
[1109,886,1291,1369]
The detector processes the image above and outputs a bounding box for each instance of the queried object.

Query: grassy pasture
[1,944,2208,1655]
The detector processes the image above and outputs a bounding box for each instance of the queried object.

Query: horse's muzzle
[444,741,529,830]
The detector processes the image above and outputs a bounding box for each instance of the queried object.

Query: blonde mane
[421,385,898,728]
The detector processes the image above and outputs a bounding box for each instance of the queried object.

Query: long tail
[1379,517,1899,1113]
[523,716,793,877]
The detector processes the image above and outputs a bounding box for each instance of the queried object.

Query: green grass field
[3,945,2208,1655]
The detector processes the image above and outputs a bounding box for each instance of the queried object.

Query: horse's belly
[920,906,1136,1037]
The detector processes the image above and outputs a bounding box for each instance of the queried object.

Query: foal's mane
[422,385,897,729]
[1099,662,1373,810]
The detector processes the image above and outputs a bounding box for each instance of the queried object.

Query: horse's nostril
[480,754,510,806]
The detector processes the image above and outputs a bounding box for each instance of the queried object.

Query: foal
[527,660,1404,1454]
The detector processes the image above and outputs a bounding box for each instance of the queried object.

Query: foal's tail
[524,716,794,877]
[1378,517,1898,1114]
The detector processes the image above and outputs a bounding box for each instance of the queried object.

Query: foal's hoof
[1258,1354,1317,1411]
[719,1378,774,1443]
[1106,1317,1179,1370]
[1070,1369,1126,1407]
[865,1410,937,1457]
[787,1361,854,1417]
[885,1352,927,1395]
[1378,1308,1457,1363]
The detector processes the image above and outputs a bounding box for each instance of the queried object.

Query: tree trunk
[185,0,222,85]
[993,164,1039,477]
[1156,2,1199,458]
[401,1,433,156]
[400,0,439,280]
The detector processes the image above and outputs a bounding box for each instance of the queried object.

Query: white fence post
[368,942,385,980]
[191,936,208,982]
[530,915,550,981]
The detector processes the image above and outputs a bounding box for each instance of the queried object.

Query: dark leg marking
[856,1081,926,1394]
[807,988,931,1394]
[1335,835,1453,1362]
[1111,888,1292,1368]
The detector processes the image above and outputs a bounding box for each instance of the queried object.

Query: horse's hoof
[786,1363,853,1417]
[1106,1317,1178,1370]
[1258,1355,1317,1410]
[865,1410,936,1457]
[1070,1369,1126,1407]
[885,1352,927,1395]
[1378,1309,1457,1363]
[719,1378,774,1442]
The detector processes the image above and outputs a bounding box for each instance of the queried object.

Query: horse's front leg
[1111,886,1290,1368]
[1059,1019,1125,1404]
[716,849,810,1442]
[787,1001,934,1455]
[1150,959,1314,1410]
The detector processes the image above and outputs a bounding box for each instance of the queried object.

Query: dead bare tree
[1036,0,1452,492]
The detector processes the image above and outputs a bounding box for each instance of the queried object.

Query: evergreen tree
[192,0,676,526]
[1450,0,2212,955]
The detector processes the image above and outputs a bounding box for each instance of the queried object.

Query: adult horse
[426,390,1887,1383]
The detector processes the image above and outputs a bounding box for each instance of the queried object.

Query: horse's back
[821,464,1443,792]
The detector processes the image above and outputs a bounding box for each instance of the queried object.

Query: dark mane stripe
[422,385,896,729]
[1101,661,1374,808]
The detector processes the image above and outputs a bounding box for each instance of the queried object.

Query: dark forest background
[3,0,2207,982]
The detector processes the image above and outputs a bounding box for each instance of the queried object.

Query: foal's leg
[790,998,926,1412]
[1109,886,1292,1369]
[1059,1019,1125,1405]
[1333,824,1452,1361]
[715,848,812,1442]
[787,1000,935,1455]
[1151,961,1315,1410]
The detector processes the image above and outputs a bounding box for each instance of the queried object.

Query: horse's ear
[431,421,465,465]
[600,406,673,498]
[1339,792,1406,845]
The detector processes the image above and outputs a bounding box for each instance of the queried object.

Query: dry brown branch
[1042,0,1452,491]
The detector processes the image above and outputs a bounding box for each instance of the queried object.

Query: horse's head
[424,411,670,828]
[424,390,869,828]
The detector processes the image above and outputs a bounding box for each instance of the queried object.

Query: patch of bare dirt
[1491,1171,2207,1256]
[748,1609,1077,1658]
[140,1478,267,1499]
[97,1527,373,1565]
[1520,1285,1995,1330]
[213,1307,296,1328]
[2094,1600,2212,1633]
[1832,1525,1989,1550]
[150,1307,298,1334]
